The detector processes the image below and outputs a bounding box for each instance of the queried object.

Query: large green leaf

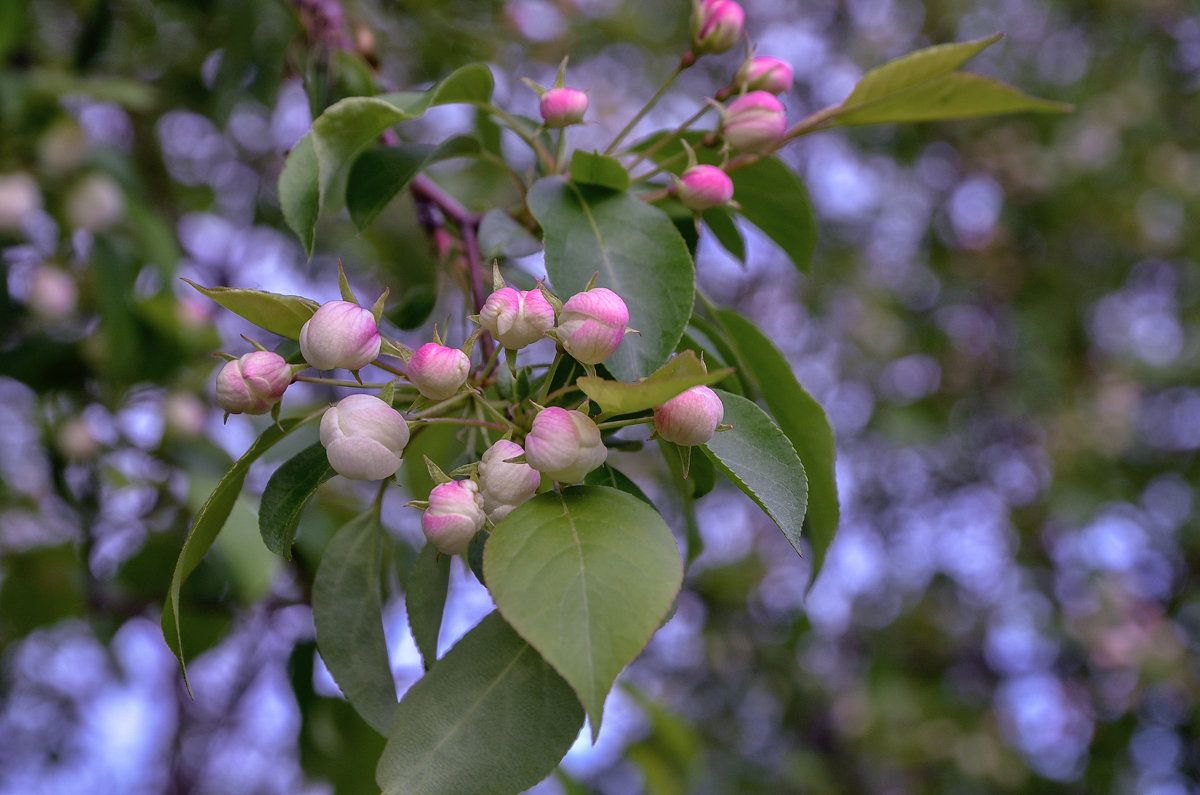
[162,416,315,687]
[313,511,396,735]
[839,34,1003,111]
[484,486,682,737]
[701,390,808,556]
[405,543,451,671]
[576,350,733,416]
[714,311,838,582]
[346,136,483,231]
[528,177,695,381]
[570,150,630,191]
[182,280,318,340]
[308,64,494,222]
[278,133,319,256]
[583,464,654,505]
[259,442,335,559]
[376,611,584,795]
[835,71,1072,125]
[729,157,816,273]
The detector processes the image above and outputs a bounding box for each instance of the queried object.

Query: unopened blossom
[215,351,293,415]
[691,0,744,55]
[478,287,555,350]
[319,394,409,480]
[654,385,724,446]
[677,165,734,212]
[735,56,794,94]
[524,407,607,483]
[478,439,541,522]
[407,343,470,400]
[422,480,486,555]
[540,88,588,128]
[299,300,381,371]
[64,172,125,231]
[0,173,41,233]
[26,265,77,321]
[722,91,787,153]
[556,288,629,365]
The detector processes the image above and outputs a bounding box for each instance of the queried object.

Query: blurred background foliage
[1,0,1198,792]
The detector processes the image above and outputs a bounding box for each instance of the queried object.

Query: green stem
[604,62,685,155]
[481,102,557,173]
[596,416,654,430]
[631,151,688,184]
[554,127,568,172]
[475,343,503,384]
[410,417,507,431]
[627,103,712,169]
[472,392,515,429]
[295,376,399,388]
[538,350,564,404]
[410,391,472,419]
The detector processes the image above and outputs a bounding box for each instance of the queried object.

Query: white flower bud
[299,300,381,371]
[524,407,607,483]
[478,439,541,521]
[319,394,409,480]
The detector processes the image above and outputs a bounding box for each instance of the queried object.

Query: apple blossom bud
[524,407,607,483]
[677,165,734,212]
[653,385,724,446]
[299,300,381,371]
[422,480,486,555]
[0,173,42,233]
[407,343,470,400]
[735,56,793,94]
[163,393,207,437]
[478,439,541,522]
[56,416,100,461]
[556,288,629,365]
[319,394,409,480]
[215,351,293,415]
[64,172,126,231]
[478,287,556,350]
[26,265,78,321]
[540,87,588,128]
[722,91,787,153]
[691,0,744,56]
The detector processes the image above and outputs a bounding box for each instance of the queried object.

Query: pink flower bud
[27,265,77,321]
[524,407,607,483]
[692,0,744,55]
[677,165,734,212]
[407,343,470,400]
[319,394,409,480]
[65,172,125,231]
[215,351,293,415]
[722,91,787,153]
[422,480,486,555]
[299,300,381,371]
[540,88,588,128]
[0,173,41,233]
[735,56,794,94]
[479,287,556,350]
[478,439,541,522]
[653,385,724,446]
[556,288,629,365]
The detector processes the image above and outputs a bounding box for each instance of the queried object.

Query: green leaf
[528,177,695,381]
[583,464,654,506]
[835,71,1072,126]
[162,415,316,688]
[714,311,838,581]
[701,208,745,262]
[702,390,808,554]
[576,350,734,416]
[484,486,683,738]
[570,150,631,191]
[346,144,435,230]
[729,157,816,273]
[312,65,494,214]
[313,511,397,735]
[840,34,1004,111]
[406,543,451,671]
[182,279,318,340]
[478,209,541,259]
[278,134,319,256]
[346,137,482,231]
[258,442,335,559]
[376,612,584,795]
